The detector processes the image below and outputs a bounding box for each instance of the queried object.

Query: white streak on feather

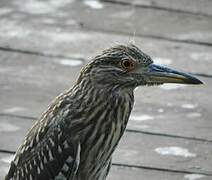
[40,161,44,170]
[64,141,69,149]
[66,156,73,163]
[44,156,47,163]
[58,145,62,153]
[48,150,54,161]
[62,163,69,172]
[29,174,33,180]
[37,166,41,174]
[49,138,55,147]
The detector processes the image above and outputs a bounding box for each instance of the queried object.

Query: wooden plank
[0,50,81,117]
[0,153,14,179]
[72,1,212,45]
[108,166,211,180]
[0,0,212,47]
[113,132,212,175]
[105,0,212,16]
[0,2,212,75]
[0,115,33,151]
[1,152,210,180]
[0,25,212,76]
[128,76,212,141]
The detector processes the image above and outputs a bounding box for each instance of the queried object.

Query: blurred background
[0,0,212,179]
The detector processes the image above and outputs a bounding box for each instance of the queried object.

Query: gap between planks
[81,26,212,47]
[101,0,212,18]
[1,113,212,144]
[0,150,211,176]
[0,47,212,78]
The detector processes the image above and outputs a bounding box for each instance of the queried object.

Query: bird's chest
[78,92,133,179]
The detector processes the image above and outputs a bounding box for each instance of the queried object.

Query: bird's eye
[121,59,135,71]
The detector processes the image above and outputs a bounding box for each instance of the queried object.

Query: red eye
[121,59,135,71]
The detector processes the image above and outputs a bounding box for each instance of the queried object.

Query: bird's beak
[143,64,203,84]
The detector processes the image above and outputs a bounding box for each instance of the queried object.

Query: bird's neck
[67,78,135,178]
[69,77,134,133]
[76,77,134,100]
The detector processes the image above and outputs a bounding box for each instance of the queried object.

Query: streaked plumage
[5,44,202,180]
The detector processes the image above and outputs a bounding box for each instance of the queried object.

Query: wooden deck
[0,0,212,179]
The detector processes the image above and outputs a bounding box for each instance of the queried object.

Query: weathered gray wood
[128,76,212,141]
[105,0,212,16]
[108,166,212,180]
[1,152,210,180]
[0,50,81,117]
[1,1,212,75]
[113,132,212,175]
[1,24,212,75]
[0,153,14,179]
[0,0,212,47]
[0,5,212,75]
[72,1,212,45]
[0,115,33,151]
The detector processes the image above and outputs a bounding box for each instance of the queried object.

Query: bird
[5,44,202,180]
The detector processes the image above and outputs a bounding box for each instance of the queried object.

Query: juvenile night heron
[5,44,202,180]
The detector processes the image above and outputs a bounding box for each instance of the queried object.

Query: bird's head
[78,44,203,89]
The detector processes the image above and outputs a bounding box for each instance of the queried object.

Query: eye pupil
[121,60,135,70]
[123,61,131,67]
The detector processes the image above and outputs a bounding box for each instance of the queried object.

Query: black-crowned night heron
[5,44,202,180]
